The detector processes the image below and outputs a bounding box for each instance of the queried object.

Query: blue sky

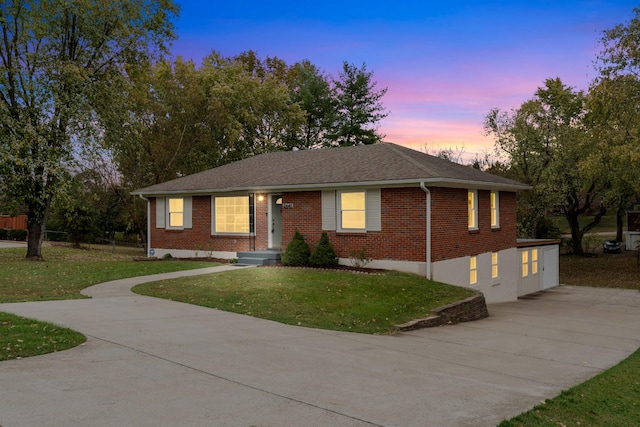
[169,1,637,156]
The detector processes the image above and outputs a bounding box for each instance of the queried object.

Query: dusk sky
[169,1,638,157]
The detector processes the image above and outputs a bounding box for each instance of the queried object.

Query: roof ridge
[232,147,347,188]
[384,143,438,176]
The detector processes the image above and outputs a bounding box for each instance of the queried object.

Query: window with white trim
[521,251,529,277]
[491,252,499,279]
[468,190,478,230]
[214,196,250,234]
[521,249,539,278]
[470,256,478,285]
[168,198,184,228]
[490,191,499,228]
[531,249,538,274]
[339,191,366,230]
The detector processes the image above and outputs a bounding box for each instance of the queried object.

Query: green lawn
[0,311,86,361]
[0,244,218,360]
[560,251,639,289]
[500,347,640,426]
[133,268,474,334]
[0,245,219,303]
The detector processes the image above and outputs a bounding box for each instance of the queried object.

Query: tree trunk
[567,214,583,256]
[25,200,51,261]
[26,219,46,260]
[616,207,624,242]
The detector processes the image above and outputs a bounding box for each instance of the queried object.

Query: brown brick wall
[281,188,427,262]
[149,187,518,262]
[430,188,517,261]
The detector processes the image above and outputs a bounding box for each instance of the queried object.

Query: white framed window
[521,251,529,277]
[468,190,478,230]
[339,191,366,231]
[531,249,539,274]
[168,198,184,228]
[470,256,478,285]
[491,252,499,279]
[521,249,539,278]
[214,196,250,234]
[490,191,500,228]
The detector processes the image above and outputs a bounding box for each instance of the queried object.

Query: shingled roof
[132,143,529,195]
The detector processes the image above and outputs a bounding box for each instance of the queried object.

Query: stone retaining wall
[395,291,489,331]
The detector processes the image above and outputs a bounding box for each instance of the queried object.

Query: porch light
[258,195,265,202]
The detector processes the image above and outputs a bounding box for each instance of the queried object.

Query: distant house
[132,143,558,303]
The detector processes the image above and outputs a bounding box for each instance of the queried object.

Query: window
[168,198,184,228]
[491,252,499,279]
[531,249,538,274]
[521,249,539,278]
[340,191,366,230]
[470,256,478,285]
[468,190,478,229]
[490,191,499,228]
[215,196,250,234]
[521,251,529,277]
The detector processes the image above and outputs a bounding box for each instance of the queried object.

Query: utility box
[626,211,640,250]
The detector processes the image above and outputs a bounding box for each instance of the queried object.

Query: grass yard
[500,347,640,427]
[560,251,639,289]
[0,245,219,303]
[133,267,474,334]
[0,312,86,361]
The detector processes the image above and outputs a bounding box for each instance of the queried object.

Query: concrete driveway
[1,265,639,427]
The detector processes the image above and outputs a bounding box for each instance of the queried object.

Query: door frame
[268,194,283,249]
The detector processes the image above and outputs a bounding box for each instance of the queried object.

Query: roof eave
[131,177,530,197]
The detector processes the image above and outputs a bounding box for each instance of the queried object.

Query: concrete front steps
[236,250,281,266]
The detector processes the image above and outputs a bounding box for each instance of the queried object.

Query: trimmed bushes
[281,230,311,266]
[282,230,339,268]
[309,231,338,267]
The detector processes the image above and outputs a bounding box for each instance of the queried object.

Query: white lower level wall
[431,248,520,303]
[149,248,237,260]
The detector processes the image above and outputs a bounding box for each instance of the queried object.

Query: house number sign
[283,203,294,209]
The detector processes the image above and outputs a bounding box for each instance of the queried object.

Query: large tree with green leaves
[0,0,178,260]
[329,61,388,146]
[486,78,606,254]
[590,8,640,240]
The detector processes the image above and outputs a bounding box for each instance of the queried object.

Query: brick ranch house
[132,143,559,303]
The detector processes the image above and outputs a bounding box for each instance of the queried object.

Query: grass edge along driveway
[133,267,474,335]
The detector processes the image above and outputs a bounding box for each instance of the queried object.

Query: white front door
[268,195,283,249]
[542,245,559,290]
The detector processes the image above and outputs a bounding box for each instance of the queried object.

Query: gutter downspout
[138,195,150,257]
[420,182,431,280]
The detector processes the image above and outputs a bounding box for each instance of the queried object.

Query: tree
[485,78,605,254]
[329,62,388,146]
[287,60,336,149]
[592,9,640,240]
[0,0,178,260]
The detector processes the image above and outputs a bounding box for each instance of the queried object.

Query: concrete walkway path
[1,262,640,426]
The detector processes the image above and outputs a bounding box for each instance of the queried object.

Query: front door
[269,195,283,249]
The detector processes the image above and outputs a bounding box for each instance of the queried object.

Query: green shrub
[4,229,27,241]
[281,230,310,266]
[309,231,338,267]
[0,229,7,240]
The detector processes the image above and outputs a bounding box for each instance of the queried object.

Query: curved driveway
[1,260,640,426]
